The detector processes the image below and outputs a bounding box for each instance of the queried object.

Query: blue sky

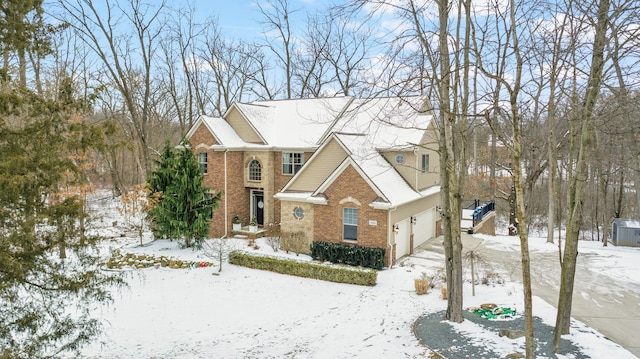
[191,0,339,42]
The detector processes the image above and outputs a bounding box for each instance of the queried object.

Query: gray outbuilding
[611,218,640,247]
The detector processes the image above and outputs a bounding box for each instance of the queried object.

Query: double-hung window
[343,208,358,241]
[198,152,208,174]
[282,152,304,175]
[421,154,429,173]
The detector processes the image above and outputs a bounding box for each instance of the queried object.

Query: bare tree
[57,0,166,182]
[158,4,204,136]
[412,0,468,323]
[198,24,263,115]
[257,0,296,99]
[553,0,610,351]
[472,0,536,354]
[316,13,373,97]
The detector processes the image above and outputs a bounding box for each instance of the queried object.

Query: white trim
[370,202,393,210]
[273,192,328,205]
[209,144,317,152]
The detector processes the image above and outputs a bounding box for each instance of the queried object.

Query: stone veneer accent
[280,201,314,253]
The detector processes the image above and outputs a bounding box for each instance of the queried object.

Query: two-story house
[185,96,440,265]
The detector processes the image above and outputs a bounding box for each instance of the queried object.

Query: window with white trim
[282,152,304,175]
[421,154,429,173]
[343,207,358,241]
[198,152,208,174]
[248,160,261,181]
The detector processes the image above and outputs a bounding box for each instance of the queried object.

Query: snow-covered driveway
[446,233,640,358]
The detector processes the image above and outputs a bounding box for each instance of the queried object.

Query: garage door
[395,218,411,259]
[413,208,435,249]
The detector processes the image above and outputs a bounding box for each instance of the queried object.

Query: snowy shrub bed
[229,251,377,286]
[310,241,386,269]
[103,249,214,270]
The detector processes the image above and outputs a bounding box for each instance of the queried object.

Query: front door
[251,191,264,226]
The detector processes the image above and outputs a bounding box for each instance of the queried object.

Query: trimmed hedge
[229,251,377,286]
[310,241,386,270]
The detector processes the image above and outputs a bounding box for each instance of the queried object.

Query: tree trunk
[435,0,464,323]
[18,47,26,88]
[615,170,624,218]
[513,149,535,359]
[553,0,610,351]
[635,157,640,220]
[547,118,557,243]
[508,182,518,236]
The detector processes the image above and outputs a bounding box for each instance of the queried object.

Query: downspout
[388,206,397,269]
[414,147,419,190]
[224,149,228,238]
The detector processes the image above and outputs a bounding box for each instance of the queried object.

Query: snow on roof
[333,97,432,206]
[333,121,436,207]
[613,218,640,228]
[239,97,353,148]
[327,97,434,207]
[326,96,432,150]
[201,116,247,148]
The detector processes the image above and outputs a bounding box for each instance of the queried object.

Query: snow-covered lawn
[77,194,638,358]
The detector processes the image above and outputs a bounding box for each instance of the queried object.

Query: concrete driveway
[419,233,640,358]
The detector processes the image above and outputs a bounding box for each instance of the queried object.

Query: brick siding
[314,165,391,265]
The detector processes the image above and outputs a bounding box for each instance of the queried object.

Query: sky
[191,0,342,42]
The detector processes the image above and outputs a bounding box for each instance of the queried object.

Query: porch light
[393,224,399,234]
[411,216,417,225]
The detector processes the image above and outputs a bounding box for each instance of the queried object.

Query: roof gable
[281,136,349,192]
[314,156,386,201]
[236,97,353,148]
[185,116,221,145]
[225,104,266,144]
[278,96,437,208]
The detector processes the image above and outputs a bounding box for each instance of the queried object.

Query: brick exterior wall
[189,124,250,238]
[190,122,317,238]
[313,165,391,265]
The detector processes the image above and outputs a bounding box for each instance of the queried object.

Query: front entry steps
[232,227,266,239]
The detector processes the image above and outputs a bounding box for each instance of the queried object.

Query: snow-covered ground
[77,192,639,358]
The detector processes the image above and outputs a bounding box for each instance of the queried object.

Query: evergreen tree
[0,86,123,358]
[147,143,178,238]
[148,144,220,248]
[0,0,52,88]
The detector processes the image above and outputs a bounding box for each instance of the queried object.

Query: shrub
[310,241,385,270]
[229,251,377,286]
[280,231,308,255]
[264,222,281,252]
[414,272,430,295]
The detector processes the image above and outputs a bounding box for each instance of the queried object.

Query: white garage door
[413,208,435,249]
[395,218,411,259]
